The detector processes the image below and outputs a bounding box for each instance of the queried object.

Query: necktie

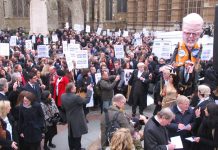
[185,70,189,83]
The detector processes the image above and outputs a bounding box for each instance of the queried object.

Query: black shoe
[49,143,56,148]
[44,145,50,150]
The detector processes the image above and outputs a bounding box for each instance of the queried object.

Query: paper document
[185,137,195,142]
[177,124,190,132]
[170,136,183,149]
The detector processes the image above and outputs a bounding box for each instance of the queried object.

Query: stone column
[71,0,84,26]
[29,0,48,35]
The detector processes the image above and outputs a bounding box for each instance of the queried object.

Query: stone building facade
[0,0,216,32]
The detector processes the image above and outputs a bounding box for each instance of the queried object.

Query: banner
[114,45,125,59]
[25,40,32,50]
[75,50,88,69]
[37,45,49,58]
[0,43,9,56]
[9,36,17,46]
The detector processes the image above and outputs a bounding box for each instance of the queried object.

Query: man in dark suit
[24,72,42,102]
[61,82,93,150]
[192,84,215,135]
[0,78,9,100]
[128,62,152,116]
[144,108,175,150]
[177,60,196,97]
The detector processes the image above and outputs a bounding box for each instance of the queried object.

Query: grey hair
[0,78,8,91]
[112,94,126,103]
[65,82,75,93]
[11,72,21,83]
[177,95,190,105]
[157,108,175,120]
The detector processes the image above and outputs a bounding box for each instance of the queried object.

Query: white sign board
[32,35,36,44]
[114,45,125,59]
[25,40,32,50]
[62,41,68,55]
[52,34,58,42]
[37,45,49,58]
[123,31,129,37]
[86,25,90,33]
[65,51,75,71]
[95,73,102,84]
[75,50,89,69]
[70,40,76,44]
[74,24,81,32]
[96,27,102,35]
[152,41,172,59]
[9,36,17,46]
[201,44,213,61]
[0,43,9,56]
[86,93,94,107]
[43,37,49,45]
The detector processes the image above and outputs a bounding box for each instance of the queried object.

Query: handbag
[0,121,6,139]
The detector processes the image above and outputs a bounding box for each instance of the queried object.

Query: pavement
[51,95,155,150]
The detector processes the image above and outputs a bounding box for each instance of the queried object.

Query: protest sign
[74,24,81,32]
[37,45,49,58]
[52,34,58,42]
[114,45,125,59]
[96,27,102,35]
[123,31,129,37]
[86,25,91,33]
[65,22,69,29]
[124,69,134,85]
[201,43,213,61]
[152,40,172,59]
[25,40,32,50]
[9,36,17,46]
[0,43,9,56]
[32,35,36,44]
[95,73,102,84]
[86,93,94,107]
[75,50,88,69]
[65,51,75,71]
[43,37,49,45]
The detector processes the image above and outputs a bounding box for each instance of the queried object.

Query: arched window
[117,0,127,13]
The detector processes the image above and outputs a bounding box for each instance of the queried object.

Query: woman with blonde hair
[0,100,18,150]
[109,128,135,150]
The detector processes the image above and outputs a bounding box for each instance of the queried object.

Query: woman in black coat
[18,91,45,150]
[193,103,218,150]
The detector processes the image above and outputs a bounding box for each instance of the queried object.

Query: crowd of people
[0,12,216,150]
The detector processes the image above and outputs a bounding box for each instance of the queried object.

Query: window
[12,0,29,17]
[117,0,127,13]
[106,0,113,20]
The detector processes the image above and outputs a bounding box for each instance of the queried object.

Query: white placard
[65,51,74,71]
[107,29,110,36]
[95,73,102,84]
[124,69,134,85]
[123,31,129,37]
[70,40,76,44]
[86,25,90,33]
[115,31,121,37]
[75,50,89,69]
[201,44,213,61]
[43,37,49,45]
[143,28,149,36]
[134,33,141,39]
[135,38,142,46]
[102,31,107,36]
[114,45,125,59]
[86,92,94,107]
[52,34,58,42]
[68,44,80,54]
[25,40,32,50]
[0,43,9,56]
[65,22,69,29]
[37,45,49,58]
[74,24,81,31]
[9,36,17,46]
[152,41,172,59]
[32,35,36,44]
[62,41,68,55]
[96,27,102,35]
[170,136,183,149]
[147,94,154,106]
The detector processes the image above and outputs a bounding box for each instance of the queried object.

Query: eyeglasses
[183,32,199,37]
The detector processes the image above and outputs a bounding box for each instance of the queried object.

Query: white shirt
[56,77,62,96]
[137,71,143,78]
[4,117,12,140]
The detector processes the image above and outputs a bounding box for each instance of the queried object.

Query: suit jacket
[144,117,169,150]
[61,90,92,138]
[24,83,42,102]
[128,69,150,106]
[0,93,8,100]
